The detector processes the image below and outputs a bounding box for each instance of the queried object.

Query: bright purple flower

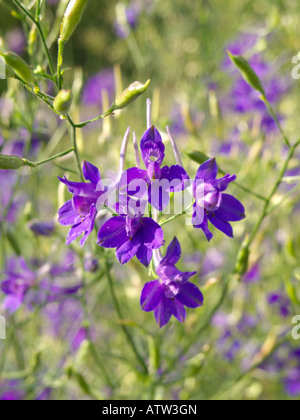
[97,211,165,267]
[58,161,106,247]
[192,158,245,241]
[120,126,189,211]
[140,238,203,327]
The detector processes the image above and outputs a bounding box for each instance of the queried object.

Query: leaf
[185,151,210,165]
[227,51,265,96]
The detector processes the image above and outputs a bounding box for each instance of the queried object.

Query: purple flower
[28,220,55,237]
[120,126,190,211]
[97,211,165,267]
[82,69,115,107]
[192,158,246,241]
[267,291,291,318]
[58,161,106,247]
[140,238,203,327]
[1,258,35,312]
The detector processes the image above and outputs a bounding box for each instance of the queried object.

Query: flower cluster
[57,106,246,327]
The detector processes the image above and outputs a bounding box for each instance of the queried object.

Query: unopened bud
[235,236,250,277]
[59,0,89,44]
[113,80,151,110]
[0,51,36,85]
[0,154,25,170]
[53,89,73,114]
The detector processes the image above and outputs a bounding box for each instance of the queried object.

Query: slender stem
[105,262,148,375]
[12,0,56,80]
[159,200,194,226]
[74,107,115,128]
[57,38,65,90]
[247,138,300,247]
[66,115,84,181]
[262,96,291,148]
[23,148,74,168]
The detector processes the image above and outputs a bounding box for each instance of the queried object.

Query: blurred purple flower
[82,69,115,108]
[267,291,291,318]
[6,28,25,55]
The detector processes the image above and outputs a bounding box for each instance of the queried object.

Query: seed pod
[59,0,89,44]
[114,80,151,110]
[235,236,250,277]
[0,51,36,85]
[0,154,25,170]
[227,52,265,96]
[53,89,73,114]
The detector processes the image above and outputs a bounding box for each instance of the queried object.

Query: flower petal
[58,200,79,226]
[161,237,181,265]
[82,161,101,184]
[140,126,165,169]
[140,280,163,312]
[176,282,204,308]
[195,158,218,181]
[97,216,127,248]
[160,165,190,192]
[208,213,234,238]
[116,236,140,265]
[136,244,153,267]
[192,210,213,242]
[139,217,165,249]
[154,295,173,328]
[171,300,186,324]
[215,194,246,221]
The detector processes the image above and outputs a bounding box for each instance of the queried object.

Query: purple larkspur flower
[97,209,165,267]
[58,161,106,247]
[140,238,203,327]
[0,257,82,312]
[192,158,245,241]
[267,291,291,318]
[120,126,189,211]
[28,220,55,237]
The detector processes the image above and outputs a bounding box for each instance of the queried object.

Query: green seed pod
[53,89,73,114]
[234,236,250,277]
[114,80,151,110]
[0,154,25,170]
[59,0,89,44]
[227,51,265,96]
[0,51,36,85]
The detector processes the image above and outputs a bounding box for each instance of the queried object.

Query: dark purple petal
[72,195,94,216]
[176,282,204,308]
[136,244,153,267]
[82,161,101,184]
[140,280,163,312]
[215,194,246,221]
[217,174,236,191]
[58,176,99,199]
[116,236,140,265]
[140,126,165,169]
[138,217,165,249]
[195,158,218,181]
[97,216,127,248]
[171,300,186,324]
[208,213,234,238]
[160,165,190,192]
[154,295,173,328]
[58,200,79,226]
[148,182,171,211]
[161,237,181,265]
[192,210,213,241]
[119,168,149,197]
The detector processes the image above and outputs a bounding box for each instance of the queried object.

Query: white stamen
[118,126,130,179]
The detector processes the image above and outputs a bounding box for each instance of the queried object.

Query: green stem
[66,115,84,181]
[74,107,115,128]
[262,96,291,148]
[12,0,56,80]
[57,38,65,90]
[105,262,148,376]
[159,201,195,227]
[23,147,74,168]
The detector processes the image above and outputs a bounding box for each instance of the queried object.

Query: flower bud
[235,236,250,277]
[227,52,265,96]
[113,80,151,110]
[0,51,36,85]
[0,154,25,170]
[59,0,89,44]
[53,89,73,114]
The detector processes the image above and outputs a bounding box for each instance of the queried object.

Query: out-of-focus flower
[58,161,106,247]
[82,68,115,108]
[141,237,203,327]
[28,220,55,237]
[192,158,245,241]
[267,291,291,318]
[5,28,25,56]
